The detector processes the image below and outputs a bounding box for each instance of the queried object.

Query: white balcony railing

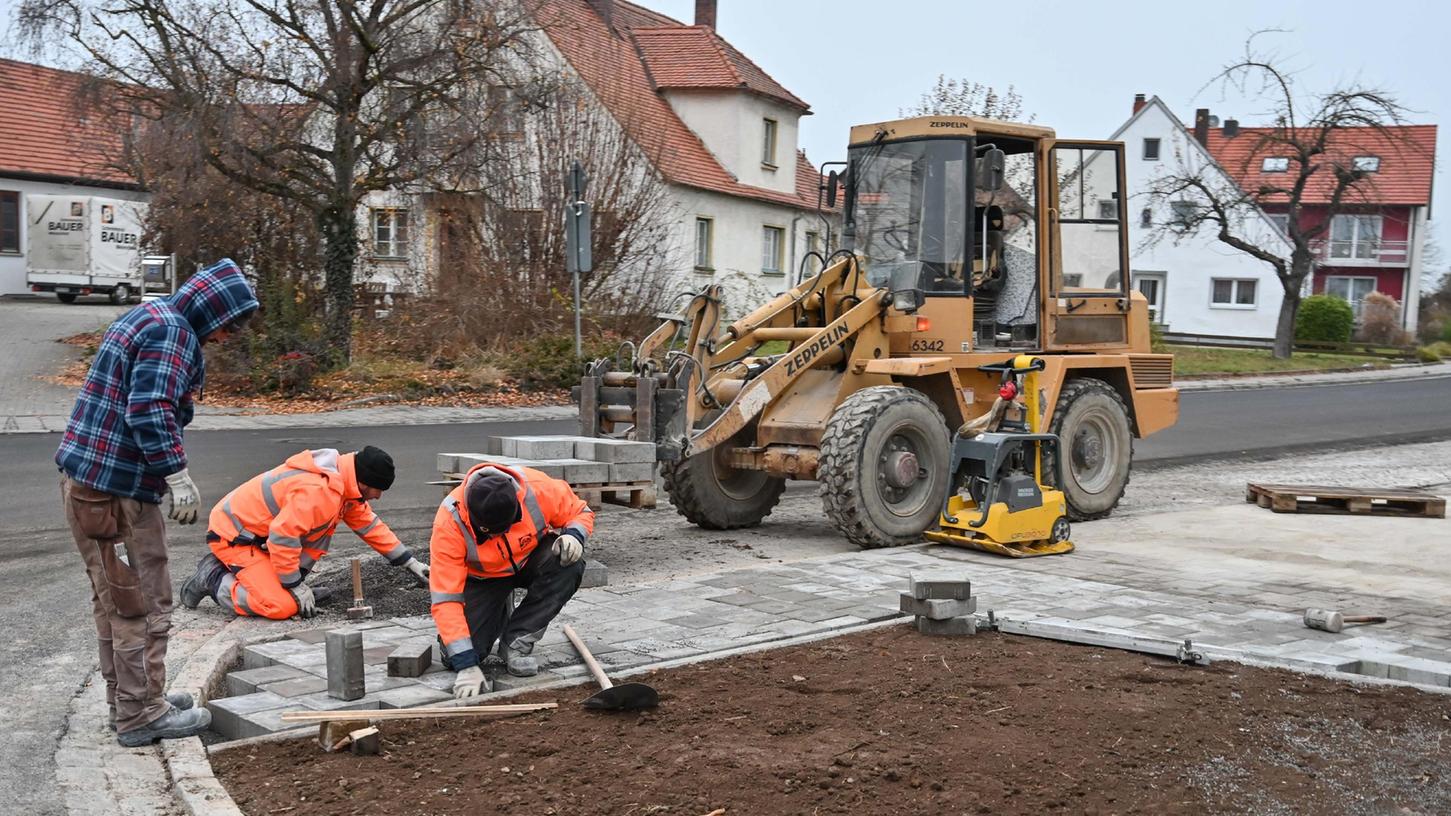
[1312,239,1409,267]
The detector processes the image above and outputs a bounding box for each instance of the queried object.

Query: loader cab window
[849,138,968,295]
[1053,145,1128,297]
[972,137,1040,345]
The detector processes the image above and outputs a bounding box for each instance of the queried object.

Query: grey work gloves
[290,583,317,619]
[552,533,584,566]
[401,557,430,586]
[453,665,487,699]
[164,468,201,525]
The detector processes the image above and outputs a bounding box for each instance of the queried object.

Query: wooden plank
[281,702,557,724]
[1248,483,1441,501]
[1246,482,1445,519]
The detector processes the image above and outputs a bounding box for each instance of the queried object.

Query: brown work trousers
[61,476,174,733]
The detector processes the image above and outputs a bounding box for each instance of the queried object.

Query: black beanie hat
[466,473,521,536]
[354,446,396,491]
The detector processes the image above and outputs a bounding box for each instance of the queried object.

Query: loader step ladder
[1245,483,1446,519]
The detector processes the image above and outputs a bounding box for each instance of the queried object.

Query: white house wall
[664,91,802,196]
[0,177,149,296]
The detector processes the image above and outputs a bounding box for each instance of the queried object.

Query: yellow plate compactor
[923,356,1073,558]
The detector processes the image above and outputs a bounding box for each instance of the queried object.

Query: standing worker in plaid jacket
[56,258,258,747]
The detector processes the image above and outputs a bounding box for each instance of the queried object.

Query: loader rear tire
[819,386,950,549]
[1044,377,1132,521]
[661,442,785,530]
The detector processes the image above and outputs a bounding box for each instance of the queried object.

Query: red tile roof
[535,0,823,210]
[632,26,809,111]
[0,58,136,187]
[1204,124,1436,207]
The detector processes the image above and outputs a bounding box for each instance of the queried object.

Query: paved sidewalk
[1,403,576,434]
[1178,361,1450,392]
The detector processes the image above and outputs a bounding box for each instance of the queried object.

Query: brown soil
[212,626,1451,816]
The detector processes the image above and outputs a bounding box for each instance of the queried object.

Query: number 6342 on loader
[576,115,1179,550]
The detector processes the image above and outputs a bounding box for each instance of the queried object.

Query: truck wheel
[109,284,131,306]
[57,293,78,304]
[661,441,785,530]
[819,386,950,549]
[1045,378,1132,521]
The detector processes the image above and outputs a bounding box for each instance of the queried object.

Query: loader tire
[661,443,785,530]
[1044,377,1132,521]
[819,386,950,549]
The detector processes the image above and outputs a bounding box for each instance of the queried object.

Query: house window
[1325,275,1378,319]
[1352,155,1380,173]
[1266,213,1290,235]
[371,209,409,258]
[761,118,778,167]
[804,230,822,273]
[486,86,525,136]
[694,217,713,270]
[1097,199,1118,220]
[1140,207,1153,229]
[1329,214,1381,260]
[1170,200,1197,227]
[761,225,784,274]
[1211,278,1257,308]
[1132,271,1166,322]
[0,191,18,253]
[1142,138,1161,161]
[1261,157,1289,173]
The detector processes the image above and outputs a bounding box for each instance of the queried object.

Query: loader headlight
[892,288,924,313]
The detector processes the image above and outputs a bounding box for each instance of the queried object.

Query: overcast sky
[4,0,1445,251]
[639,0,1447,251]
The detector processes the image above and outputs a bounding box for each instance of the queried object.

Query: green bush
[1415,346,1442,363]
[1149,321,1168,353]
[1295,295,1355,343]
[504,334,619,390]
[1443,321,1451,343]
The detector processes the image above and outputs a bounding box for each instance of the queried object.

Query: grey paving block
[363,645,395,665]
[580,559,608,589]
[547,459,610,484]
[230,708,310,740]
[206,692,289,741]
[573,437,656,464]
[326,629,365,701]
[435,453,461,474]
[916,616,978,636]
[415,671,458,691]
[392,614,438,630]
[259,675,329,698]
[285,628,333,645]
[292,691,382,712]
[387,642,432,678]
[909,573,972,601]
[377,684,453,709]
[606,462,657,483]
[226,665,308,697]
[239,639,315,670]
[501,436,576,460]
[899,589,980,615]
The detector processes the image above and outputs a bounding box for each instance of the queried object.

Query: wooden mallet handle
[563,624,613,691]
[1344,615,1387,624]
[351,558,363,601]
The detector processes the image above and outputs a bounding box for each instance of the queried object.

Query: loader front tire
[661,443,785,530]
[1045,377,1132,521]
[819,386,950,549]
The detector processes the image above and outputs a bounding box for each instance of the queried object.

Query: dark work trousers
[450,538,584,669]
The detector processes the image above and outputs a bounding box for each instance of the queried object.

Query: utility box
[25,194,148,304]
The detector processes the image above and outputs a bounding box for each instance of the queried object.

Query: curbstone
[916,616,978,636]
[909,573,972,601]
[500,436,576,460]
[387,641,433,678]
[900,594,978,620]
[325,629,365,701]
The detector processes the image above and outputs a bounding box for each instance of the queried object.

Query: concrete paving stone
[362,644,396,665]
[785,606,862,623]
[916,616,978,636]
[501,435,577,459]
[708,591,765,607]
[207,691,289,741]
[285,628,333,644]
[358,626,423,643]
[743,599,803,615]
[293,690,384,712]
[900,595,977,619]
[1077,615,1146,631]
[378,684,454,709]
[580,559,608,588]
[611,637,705,661]
[907,574,972,601]
[393,614,438,629]
[759,589,823,603]
[387,641,434,677]
[1142,613,1201,628]
[416,671,458,691]
[259,675,329,698]
[573,437,657,463]
[664,613,727,630]
[1401,646,1451,662]
[226,664,309,697]
[240,639,315,670]
[326,629,366,701]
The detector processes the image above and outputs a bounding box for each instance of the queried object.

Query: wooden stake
[282,702,557,724]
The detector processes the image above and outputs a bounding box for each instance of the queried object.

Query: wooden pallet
[433,474,657,510]
[1245,483,1446,518]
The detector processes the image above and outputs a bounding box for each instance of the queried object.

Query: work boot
[116,706,211,747]
[505,644,538,677]
[108,692,196,732]
[179,553,227,609]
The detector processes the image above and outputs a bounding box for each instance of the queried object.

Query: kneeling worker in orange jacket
[431,462,593,698]
[179,447,429,619]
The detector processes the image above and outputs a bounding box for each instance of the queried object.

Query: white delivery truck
[26,194,152,304]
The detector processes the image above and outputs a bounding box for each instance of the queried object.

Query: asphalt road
[2,374,1451,813]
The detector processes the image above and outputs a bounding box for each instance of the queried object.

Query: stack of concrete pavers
[437,435,655,485]
[902,573,978,635]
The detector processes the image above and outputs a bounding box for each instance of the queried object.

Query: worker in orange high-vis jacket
[431,462,593,698]
[178,446,429,619]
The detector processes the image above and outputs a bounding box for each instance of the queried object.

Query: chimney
[1193,108,1210,146]
[588,0,613,28]
[1223,118,1240,138]
[1132,93,1146,114]
[695,0,717,29]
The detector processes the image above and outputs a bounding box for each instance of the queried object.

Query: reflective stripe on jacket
[429,462,594,665]
[206,448,411,588]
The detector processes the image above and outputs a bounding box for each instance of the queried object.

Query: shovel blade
[583,682,658,711]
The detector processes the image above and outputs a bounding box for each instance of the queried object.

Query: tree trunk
[319,205,358,365]
[1272,287,1300,358]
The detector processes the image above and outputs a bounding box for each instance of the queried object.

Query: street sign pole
[565,161,592,359]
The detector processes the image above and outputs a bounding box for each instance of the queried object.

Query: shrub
[1355,291,1409,346]
[504,334,620,390]
[1149,321,1168,353]
[1415,346,1442,363]
[1444,321,1451,343]
[1295,295,1354,343]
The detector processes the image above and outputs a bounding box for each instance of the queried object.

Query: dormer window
[1261,157,1289,173]
[1353,155,1381,172]
[761,118,778,168]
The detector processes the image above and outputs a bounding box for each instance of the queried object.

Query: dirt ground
[212,626,1451,816]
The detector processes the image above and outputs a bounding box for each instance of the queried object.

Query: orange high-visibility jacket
[430,462,594,663]
[207,448,412,588]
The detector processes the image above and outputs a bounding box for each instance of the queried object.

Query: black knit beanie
[467,473,521,536]
[354,446,396,491]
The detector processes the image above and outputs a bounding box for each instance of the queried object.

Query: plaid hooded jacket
[56,258,259,503]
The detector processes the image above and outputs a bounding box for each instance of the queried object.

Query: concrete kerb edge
[1177,366,1451,393]
[1198,647,1451,697]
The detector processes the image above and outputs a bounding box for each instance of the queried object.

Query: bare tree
[901,74,1033,122]
[1142,33,1422,358]
[18,0,544,362]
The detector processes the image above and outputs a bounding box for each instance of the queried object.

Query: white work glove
[402,557,430,586]
[551,533,584,566]
[290,583,317,619]
[164,468,201,525]
[453,665,486,699]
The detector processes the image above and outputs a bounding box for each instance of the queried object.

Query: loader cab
[843,117,1132,353]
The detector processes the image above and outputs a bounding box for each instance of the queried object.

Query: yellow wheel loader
[576,115,1179,549]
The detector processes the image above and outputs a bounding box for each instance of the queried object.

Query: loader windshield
[848,139,969,294]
